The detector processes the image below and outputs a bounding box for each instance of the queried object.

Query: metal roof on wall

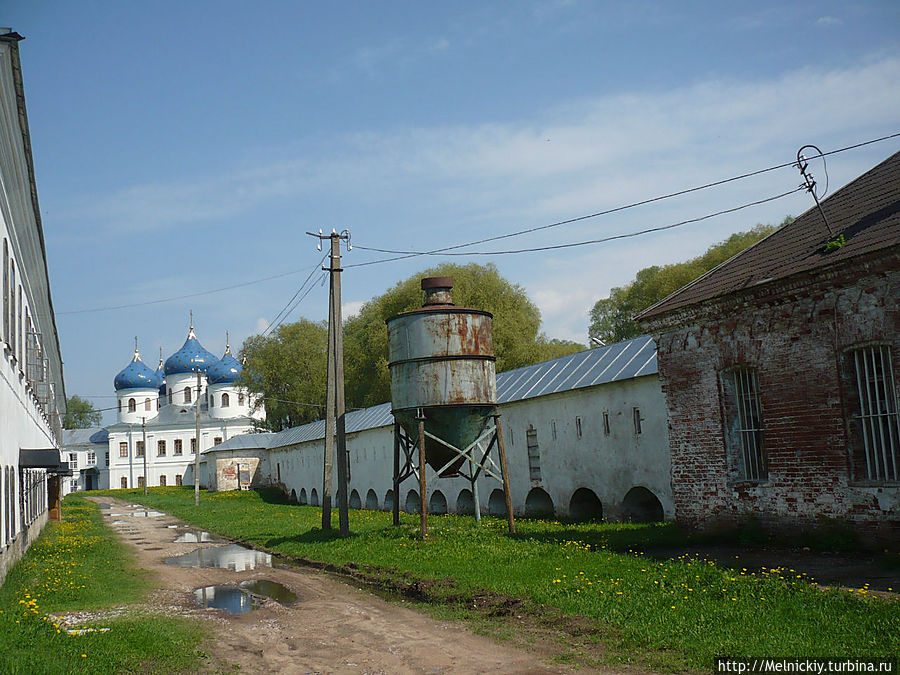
[238,335,658,452]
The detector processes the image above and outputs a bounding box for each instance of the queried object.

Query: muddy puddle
[239,579,298,605]
[166,543,273,571]
[193,579,298,615]
[194,585,260,614]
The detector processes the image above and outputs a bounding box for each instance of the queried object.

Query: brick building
[638,150,900,541]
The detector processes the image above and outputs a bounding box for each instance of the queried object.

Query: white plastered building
[68,325,264,491]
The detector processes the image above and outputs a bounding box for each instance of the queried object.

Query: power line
[347,187,804,266]
[261,255,328,336]
[57,258,328,315]
[349,132,900,266]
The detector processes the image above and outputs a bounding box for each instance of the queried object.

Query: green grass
[96,486,899,672]
[0,494,207,675]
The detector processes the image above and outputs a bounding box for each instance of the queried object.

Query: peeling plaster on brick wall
[652,253,900,540]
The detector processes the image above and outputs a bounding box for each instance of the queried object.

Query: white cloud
[816,16,842,26]
[62,55,900,341]
[341,300,364,319]
[254,317,270,334]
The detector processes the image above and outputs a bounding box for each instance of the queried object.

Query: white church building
[63,324,264,493]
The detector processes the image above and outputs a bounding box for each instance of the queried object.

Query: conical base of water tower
[393,405,495,477]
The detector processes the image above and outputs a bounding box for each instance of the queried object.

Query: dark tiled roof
[639,150,900,321]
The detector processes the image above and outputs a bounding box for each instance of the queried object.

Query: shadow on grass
[509,521,690,553]
[265,527,358,548]
[256,487,295,505]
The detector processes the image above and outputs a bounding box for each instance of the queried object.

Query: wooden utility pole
[309,229,351,536]
[194,371,201,506]
[141,417,148,496]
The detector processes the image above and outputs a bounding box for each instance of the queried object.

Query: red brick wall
[654,259,900,540]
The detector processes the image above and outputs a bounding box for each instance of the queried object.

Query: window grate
[729,368,767,481]
[852,345,900,482]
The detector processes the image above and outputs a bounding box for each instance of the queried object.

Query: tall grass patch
[0,494,205,675]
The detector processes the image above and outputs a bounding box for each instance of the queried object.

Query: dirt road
[82,497,582,675]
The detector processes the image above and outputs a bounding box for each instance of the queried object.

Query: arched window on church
[157,398,160,410]
[183,386,191,403]
[118,399,122,412]
[144,398,151,411]
[128,398,136,413]
[222,393,230,407]
[238,393,244,406]
[168,388,172,404]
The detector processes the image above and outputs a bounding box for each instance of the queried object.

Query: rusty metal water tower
[387,277,515,538]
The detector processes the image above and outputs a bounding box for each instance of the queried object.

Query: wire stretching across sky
[261,254,328,336]
[55,131,900,313]
[347,187,805,265]
[349,132,900,265]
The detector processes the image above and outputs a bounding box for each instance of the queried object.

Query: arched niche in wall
[299,488,308,505]
[405,489,421,514]
[365,489,379,510]
[621,486,664,523]
[349,489,362,509]
[384,489,395,512]
[488,489,506,517]
[525,487,555,518]
[569,487,603,521]
[310,488,319,507]
[429,490,447,514]
[456,489,475,515]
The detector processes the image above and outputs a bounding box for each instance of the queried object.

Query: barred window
[848,345,899,483]
[722,367,767,482]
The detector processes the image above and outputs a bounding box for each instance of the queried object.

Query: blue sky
[5,1,899,423]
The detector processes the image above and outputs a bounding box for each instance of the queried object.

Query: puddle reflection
[174,530,216,543]
[166,544,272,571]
[193,586,259,615]
[239,579,298,605]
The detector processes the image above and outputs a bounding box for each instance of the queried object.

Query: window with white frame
[70,479,78,492]
[68,452,77,467]
[174,439,183,455]
[158,440,166,456]
[119,441,128,458]
[87,452,96,465]
[721,366,767,482]
[847,345,899,483]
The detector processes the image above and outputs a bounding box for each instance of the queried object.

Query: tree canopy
[239,319,328,431]
[343,262,584,408]
[239,263,584,427]
[63,395,102,429]
[589,219,791,344]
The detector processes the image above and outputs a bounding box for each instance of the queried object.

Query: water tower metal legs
[393,423,401,527]
[418,414,427,540]
[493,414,516,535]
[391,412,515,535]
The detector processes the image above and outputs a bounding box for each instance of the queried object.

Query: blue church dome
[164,326,218,375]
[207,345,242,385]
[114,350,158,391]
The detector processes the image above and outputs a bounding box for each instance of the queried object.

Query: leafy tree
[239,319,328,431]
[589,219,792,344]
[344,262,585,408]
[63,395,102,429]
